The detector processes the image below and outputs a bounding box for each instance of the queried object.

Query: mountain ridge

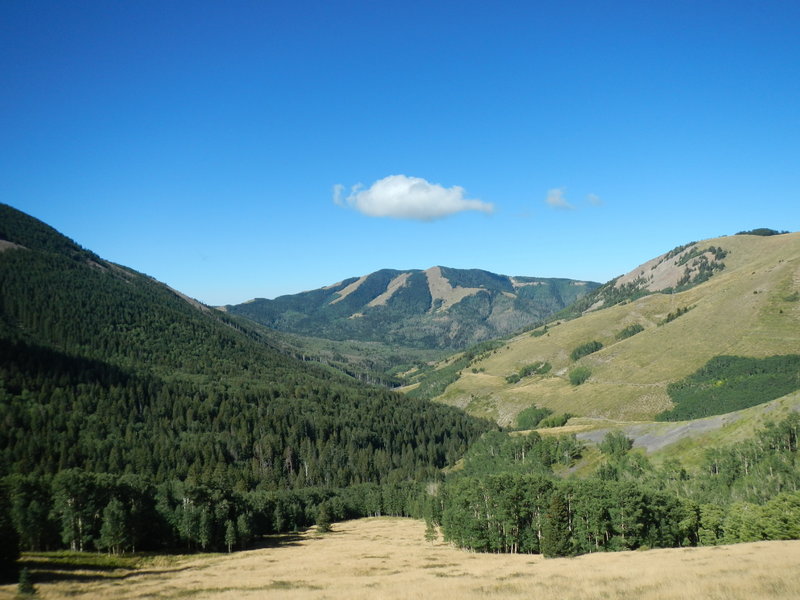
[224,266,600,349]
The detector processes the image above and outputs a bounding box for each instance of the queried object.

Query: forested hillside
[225,266,598,350]
[2,203,799,577]
[0,204,491,567]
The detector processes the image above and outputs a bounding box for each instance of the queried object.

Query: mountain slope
[224,267,599,349]
[423,231,800,425]
[0,203,491,486]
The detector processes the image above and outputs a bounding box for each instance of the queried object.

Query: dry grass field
[4,517,800,600]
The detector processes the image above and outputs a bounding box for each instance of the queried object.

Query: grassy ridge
[427,232,800,425]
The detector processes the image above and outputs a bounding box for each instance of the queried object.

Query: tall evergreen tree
[541,493,572,558]
[0,485,20,583]
[98,498,129,555]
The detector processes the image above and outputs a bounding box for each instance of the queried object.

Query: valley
[4,3,799,598]
[1,204,799,597]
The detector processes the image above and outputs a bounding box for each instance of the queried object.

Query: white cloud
[333,174,493,221]
[546,187,574,210]
[587,193,602,206]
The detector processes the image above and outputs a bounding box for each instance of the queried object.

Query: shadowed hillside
[0,203,492,558]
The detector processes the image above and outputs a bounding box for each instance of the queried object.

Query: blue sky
[2,1,798,305]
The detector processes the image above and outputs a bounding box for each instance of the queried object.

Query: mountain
[0,203,490,489]
[3,203,800,565]
[417,231,800,427]
[224,267,600,349]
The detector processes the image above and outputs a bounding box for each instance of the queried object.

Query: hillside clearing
[4,518,800,600]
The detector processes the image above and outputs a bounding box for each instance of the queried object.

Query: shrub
[570,341,603,361]
[515,406,553,430]
[569,366,592,386]
[519,361,551,377]
[616,323,644,340]
[538,413,573,428]
[658,305,694,326]
[506,362,551,384]
[599,431,633,457]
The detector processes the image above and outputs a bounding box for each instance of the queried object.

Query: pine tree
[99,498,129,555]
[17,567,36,595]
[0,485,20,583]
[541,493,572,557]
[315,502,332,533]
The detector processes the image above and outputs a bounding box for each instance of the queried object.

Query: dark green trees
[440,476,697,557]
[441,474,554,554]
[315,502,332,534]
[6,475,55,552]
[657,355,800,421]
[570,341,603,361]
[541,492,571,557]
[599,432,634,459]
[0,484,20,582]
[98,498,129,555]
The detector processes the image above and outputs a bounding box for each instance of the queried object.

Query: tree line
[657,354,800,421]
[432,413,800,557]
[1,470,436,559]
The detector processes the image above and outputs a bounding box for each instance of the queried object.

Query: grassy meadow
[4,517,800,600]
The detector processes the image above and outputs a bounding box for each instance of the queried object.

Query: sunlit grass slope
[434,232,800,425]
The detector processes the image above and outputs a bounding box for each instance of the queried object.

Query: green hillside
[3,202,799,569]
[420,232,800,425]
[0,203,491,558]
[224,266,599,350]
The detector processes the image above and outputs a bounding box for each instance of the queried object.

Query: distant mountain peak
[226,267,600,349]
